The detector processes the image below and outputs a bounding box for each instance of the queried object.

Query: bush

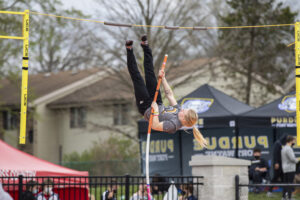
[63,137,141,176]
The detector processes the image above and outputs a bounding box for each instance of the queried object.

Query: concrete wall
[189,155,250,200]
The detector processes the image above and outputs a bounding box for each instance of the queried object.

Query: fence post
[125,174,130,200]
[235,175,239,200]
[18,175,23,200]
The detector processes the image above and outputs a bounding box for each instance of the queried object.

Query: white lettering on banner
[238,150,253,157]
[149,154,169,162]
[0,169,36,177]
[205,150,235,157]
[196,149,269,158]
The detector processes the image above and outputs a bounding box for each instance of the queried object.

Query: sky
[62,0,97,14]
[61,0,300,22]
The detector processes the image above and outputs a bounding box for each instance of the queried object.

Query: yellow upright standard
[295,22,300,145]
[20,10,30,144]
[0,10,29,144]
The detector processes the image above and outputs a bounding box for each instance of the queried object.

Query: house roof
[47,74,133,107]
[165,58,216,81]
[0,68,101,106]
[48,58,215,107]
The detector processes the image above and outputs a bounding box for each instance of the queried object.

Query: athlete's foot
[141,35,148,46]
[126,40,133,50]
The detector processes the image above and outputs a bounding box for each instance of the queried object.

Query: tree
[0,0,27,74]
[219,0,296,104]
[29,0,106,72]
[63,137,140,175]
[94,0,216,80]
[0,0,106,73]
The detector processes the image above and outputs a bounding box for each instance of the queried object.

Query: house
[0,58,285,164]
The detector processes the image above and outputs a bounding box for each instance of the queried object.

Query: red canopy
[0,139,88,177]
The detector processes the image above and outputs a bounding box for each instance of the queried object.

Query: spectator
[0,183,13,200]
[281,135,298,200]
[102,180,118,200]
[151,174,169,195]
[267,134,287,197]
[22,180,38,200]
[249,147,269,187]
[179,184,197,200]
[130,182,153,200]
[36,179,59,200]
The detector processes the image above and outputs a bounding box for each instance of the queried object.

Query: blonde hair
[184,109,207,148]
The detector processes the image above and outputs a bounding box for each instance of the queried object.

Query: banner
[181,128,235,175]
[140,131,181,176]
[181,127,273,175]
[238,128,273,159]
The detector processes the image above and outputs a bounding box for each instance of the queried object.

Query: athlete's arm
[151,102,164,131]
[152,117,164,131]
[159,70,177,106]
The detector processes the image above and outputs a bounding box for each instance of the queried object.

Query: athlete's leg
[126,41,151,115]
[141,35,163,105]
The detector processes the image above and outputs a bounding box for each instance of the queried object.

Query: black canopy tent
[138,84,253,175]
[240,92,295,127]
[239,92,297,158]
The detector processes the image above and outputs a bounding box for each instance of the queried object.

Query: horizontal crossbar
[0,35,24,40]
[0,11,24,15]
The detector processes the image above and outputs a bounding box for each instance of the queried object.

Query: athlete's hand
[151,101,159,112]
[274,163,279,170]
[158,69,165,78]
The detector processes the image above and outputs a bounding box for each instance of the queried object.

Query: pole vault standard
[0,10,29,144]
[295,22,300,145]
[145,54,168,200]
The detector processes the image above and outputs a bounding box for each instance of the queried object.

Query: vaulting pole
[146,54,168,200]
[19,10,30,144]
[295,22,300,145]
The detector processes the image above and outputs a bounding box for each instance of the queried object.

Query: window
[113,104,129,125]
[3,110,18,130]
[70,107,86,128]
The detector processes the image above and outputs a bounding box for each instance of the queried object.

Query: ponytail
[184,109,207,148]
[193,126,207,148]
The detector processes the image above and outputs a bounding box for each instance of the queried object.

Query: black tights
[126,45,162,115]
[282,172,295,198]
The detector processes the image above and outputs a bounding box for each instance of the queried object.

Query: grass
[249,192,300,200]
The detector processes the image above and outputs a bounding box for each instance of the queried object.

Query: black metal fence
[235,175,300,200]
[0,175,203,200]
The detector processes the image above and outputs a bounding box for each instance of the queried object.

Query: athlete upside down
[125,35,207,147]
